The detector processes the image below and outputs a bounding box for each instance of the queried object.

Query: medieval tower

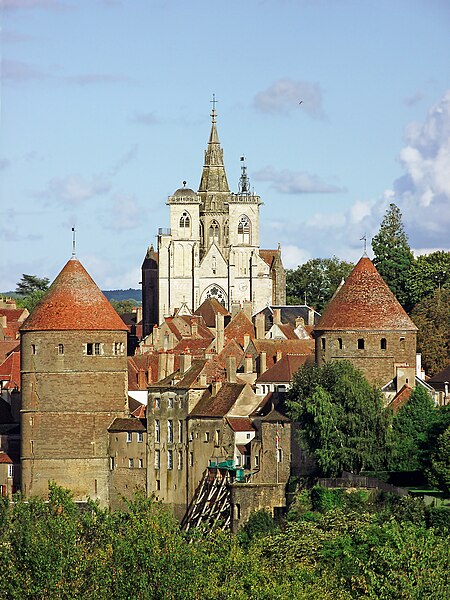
[142,104,285,335]
[20,256,128,505]
[313,256,418,390]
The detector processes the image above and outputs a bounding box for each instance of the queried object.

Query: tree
[15,274,50,295]
[372,203,414,309]
[287,361,391,476]
[427,426,450,495]
[110,299,139,315]
[406,250,450,309]
[390,386,438,472]
[286,257,354,312]
[411,288,450,376]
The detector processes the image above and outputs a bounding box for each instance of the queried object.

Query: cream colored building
[142,106,285,333]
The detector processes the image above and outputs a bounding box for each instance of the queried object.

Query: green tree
[287,361,392,476]
[110,299,138,315]
[427,426,450,495]
[15,274,50,295]
[372,203,414,309]
[406,251,450,308]
[286,256,354,311]
[390,386,438,472]
[411,288,450,376]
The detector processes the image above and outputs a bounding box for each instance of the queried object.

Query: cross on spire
[360,234,367,256]
[72,227,76,257]
[210,93,218,122]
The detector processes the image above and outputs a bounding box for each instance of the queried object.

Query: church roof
[259,249,279,268]
[21,257,128,332]
[314,257,417,331]
[194,297,230,328]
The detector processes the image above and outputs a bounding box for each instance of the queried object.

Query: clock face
[239,282,248,292]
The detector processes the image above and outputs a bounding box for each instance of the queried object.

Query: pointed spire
[198,96,230,200]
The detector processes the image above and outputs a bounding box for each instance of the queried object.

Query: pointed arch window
[238,215,251,244]
[224,220,229,246]
[209,220,220,245]
[179,211,190,229]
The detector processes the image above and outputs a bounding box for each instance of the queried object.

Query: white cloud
[106,194,142,231]
[37,174,111,204]
[281,244,312,269]
[130,111,159,125]
[254,165,345,194]
[253,78,326,119]
[110,144,139,176]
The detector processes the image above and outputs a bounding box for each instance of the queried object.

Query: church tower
[20,257,128,505]
[143,102,285,326]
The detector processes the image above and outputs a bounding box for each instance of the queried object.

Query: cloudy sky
[1,0,449,291]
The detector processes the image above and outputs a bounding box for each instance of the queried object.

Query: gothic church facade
[142,107,285,335]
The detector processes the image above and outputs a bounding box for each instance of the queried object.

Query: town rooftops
[314,257,417,331]
[21,257,128,332]
[194,297,230,328]
[108,417,146,432]
[256,353,314,384]
[191,382,246,417]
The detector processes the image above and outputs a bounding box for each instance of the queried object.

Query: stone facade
[142,107,285,328]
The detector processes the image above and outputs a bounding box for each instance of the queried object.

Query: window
[127,432,132,443]
[178,420,183,443]
[381,338,387,350]
[138,432,143,443]
[128,458,134,469]
[277,448,283,463]
[167,420,173,443]
[31,344,36,355]
[400,337,405,350]
[214,429,220,446]
[237,215,251,244]
[110,457,115,470]
[338,338,343,350]
[86,342,101,356]
[179,211,190,229]
[154,397,160,410]
[7,464,13,478]
[204,431,210,443]
[224,220,229,245]
[156,479,160,491]
[209,220,220,245]
[178,451,183,470]
[168,397,174,409]
[168,449,173,470]
[189,452,194,467]
[321,337,326,350]
[357,338,365,350]
[58,344,64,355]
[138,458,143,469]
[255,455,259,468]
[155,420,160,443]
[155,450,160,470]
[113,342,124,355]
[246,433,251,439]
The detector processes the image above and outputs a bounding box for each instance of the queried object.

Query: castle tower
[141,245,159,338]
[313,257,417,388]
[20,257,128,504]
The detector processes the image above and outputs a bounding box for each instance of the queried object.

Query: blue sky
[1,0,450,291]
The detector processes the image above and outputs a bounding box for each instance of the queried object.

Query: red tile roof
[0,341,20,364]
[0,451,14,464]
[315,257,417,331]
[0,351,21,390]
[194,297,230,328]
[21,258,128,332]
[226,417,254,432]
[217,339,244,366]
[224,311,255,346]
[191,383,246,417]
[108,417,146,432]
[259,249,278,268]
[256,353,314,383]
[389,385,413,413]
[250,339,315,369]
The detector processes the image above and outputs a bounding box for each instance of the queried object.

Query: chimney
[273,308,281,325]
[180,349,192,375]
[166,350,175,376]
[243,333,250,349]
[158,350,167,381]
[216,313,224,353]
[244,353,253,374]
[255,312,265,339]
[276,350,282,363]
[212,380,223,395]
[260,351,267,375]
[152,324,160,346]
[226,356,237,383]
[242,300,252,320]
[135,306,143,323]
[137,368,147,389]
[199,373,207,387]
[191,319,198,337]
[308,308,315,326]
[0,315,6,329]
[231,302,241,317]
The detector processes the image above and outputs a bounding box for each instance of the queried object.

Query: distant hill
[102,289,141,303]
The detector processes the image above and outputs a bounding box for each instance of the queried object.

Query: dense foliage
[372,203,414,309]
[110,299,140,315]
[15,274,50,313]
[287,361,391,476]
[285,256,354,311]
[1,484,448,599]
[406,250,450,308]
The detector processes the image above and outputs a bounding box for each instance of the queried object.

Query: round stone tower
[20,257,128,505]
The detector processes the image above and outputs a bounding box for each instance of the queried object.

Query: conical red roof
[21,257,128,331]
[314,257,417,331]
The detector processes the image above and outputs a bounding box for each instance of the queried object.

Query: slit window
[358,338,365,350]
[58,344,64,355]
[338,338,343,350]
[381,338,387,350]
[321,337,326,350]
[400,337,405,350]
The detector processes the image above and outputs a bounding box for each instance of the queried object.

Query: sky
[1,0,450,292]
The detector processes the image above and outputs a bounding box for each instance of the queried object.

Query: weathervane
[72,227,76,257]
[360,234,367,256]
[210,93,218,122]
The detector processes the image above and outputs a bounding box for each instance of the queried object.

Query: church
[141,104,285,336]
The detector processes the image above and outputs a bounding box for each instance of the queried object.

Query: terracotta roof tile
[0,451,14,464]
[256,353,314,383]
[0,341,20,364]
[108,417,146,432]
[217,339,244,366]
[315,257,417,331]
[194,297,230,328]
[389,385,413,413]
[259,249,277,267]
[0,351,21,390]
[226,417,254,432]
[251,339,315,369]
[191,382,246,417]
[224,311,255,346]
[21,258,128,332]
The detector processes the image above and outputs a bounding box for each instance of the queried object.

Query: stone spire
[198,99,230,211]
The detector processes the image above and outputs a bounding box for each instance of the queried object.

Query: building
[141,105,285,335]
[313,256,418,391]
[20,256,129,505]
